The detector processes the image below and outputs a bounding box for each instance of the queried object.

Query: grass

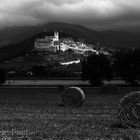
[0,87,140,139]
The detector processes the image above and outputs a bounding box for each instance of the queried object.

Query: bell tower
[54,31,59,41]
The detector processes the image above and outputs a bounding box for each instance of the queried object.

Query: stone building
[33,31,60,52]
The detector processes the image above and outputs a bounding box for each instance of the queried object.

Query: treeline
[30,64,80,78]
[81,47,140,86]
[1,47,140,86]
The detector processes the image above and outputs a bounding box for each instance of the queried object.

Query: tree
[31,65,46,77]
[81,54,112,86]
[114,49,140,85]
[0,68,6,85]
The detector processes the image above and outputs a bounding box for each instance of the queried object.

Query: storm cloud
[0,0,140,31]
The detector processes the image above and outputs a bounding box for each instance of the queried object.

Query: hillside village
[1,31,117,78]
[33,31,110,55]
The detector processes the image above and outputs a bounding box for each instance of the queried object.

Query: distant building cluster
[34,31,60,52]
[33,31,110,55]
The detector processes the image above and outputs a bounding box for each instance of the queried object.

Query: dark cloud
[45,0,83,5]
[0,0,140,31]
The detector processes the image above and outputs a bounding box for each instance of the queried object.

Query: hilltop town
[1,30,116,78]
[33,31,110,55]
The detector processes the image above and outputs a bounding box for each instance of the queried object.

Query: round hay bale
[61,87,85,107]
[118,91,140,128]
[100,84,119,94]
[57,85,68,92]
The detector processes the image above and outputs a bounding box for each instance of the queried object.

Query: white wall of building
[60,43,69,51]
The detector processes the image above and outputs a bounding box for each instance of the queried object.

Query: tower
[54,31,59,41]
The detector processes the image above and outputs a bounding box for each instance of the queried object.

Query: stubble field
[0,87,140,139]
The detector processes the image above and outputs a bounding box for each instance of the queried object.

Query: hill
[0,26,44,47]
[0,22,140,62]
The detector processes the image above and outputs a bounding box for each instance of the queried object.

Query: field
[0,87,140,139]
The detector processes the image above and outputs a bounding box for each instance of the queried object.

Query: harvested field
[0,87,140,139]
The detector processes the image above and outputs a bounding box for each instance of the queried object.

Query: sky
[0,0,140,31]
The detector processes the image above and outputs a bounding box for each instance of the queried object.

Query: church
[33,31,60,52]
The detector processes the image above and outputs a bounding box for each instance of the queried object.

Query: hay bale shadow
[110,122,127,129]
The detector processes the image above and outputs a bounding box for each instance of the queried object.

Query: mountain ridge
[0,22,140,48]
